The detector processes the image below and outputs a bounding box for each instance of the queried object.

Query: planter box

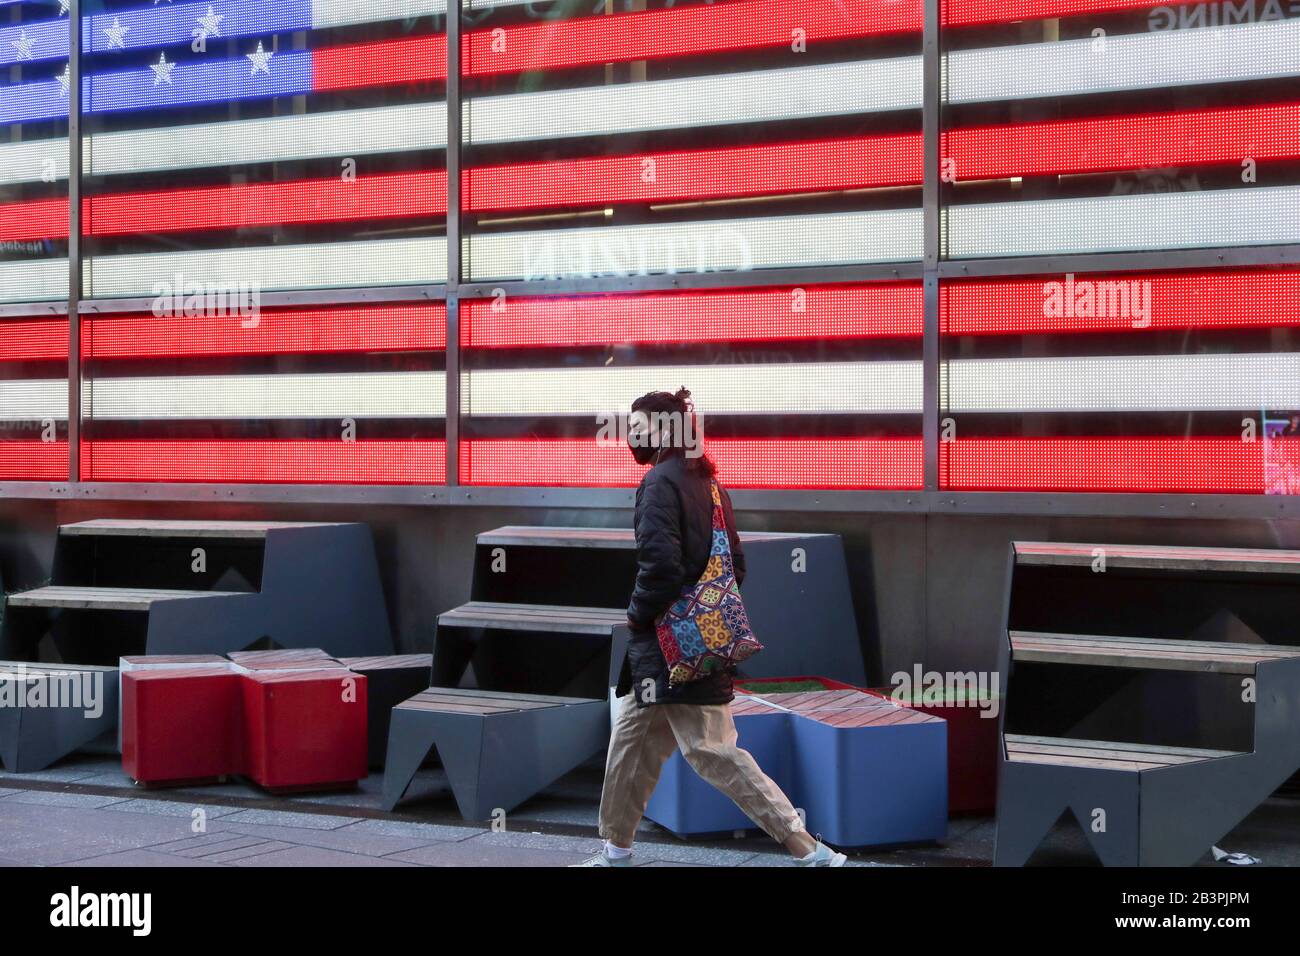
[644,696,792,836]
[869,687,999,815]
[645,689,947,847]
[122,667,243,785]
[735,675,859,695]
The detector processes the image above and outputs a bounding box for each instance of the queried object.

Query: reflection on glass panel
[1,0,69,478]
[78,0,448,298]
[940,0,1300,257]
[461,0,924,283]
[79,302,447,482]
[460,282,924,489]
[1,0,70,303]
[939,268,1300,494]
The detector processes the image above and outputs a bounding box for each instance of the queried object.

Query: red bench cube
[122,667,243,785]
[240,669,368,791]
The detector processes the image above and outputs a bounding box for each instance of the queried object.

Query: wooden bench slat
[8,586,244,611]
[1004,734,1243,771]
[59,519,348,539]
[1007,741,1212,767]
[1011,631,1300,658]
[399,699,526,715]
[449,601,627,620]
[1007,751,1177,771]
[1014,541,1300,575]
[476,526,825,550]
[439,601,627,634]
[406,686,592,706]
[1010,631,1300,674]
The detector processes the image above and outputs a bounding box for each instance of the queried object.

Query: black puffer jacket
[617,449,746,707]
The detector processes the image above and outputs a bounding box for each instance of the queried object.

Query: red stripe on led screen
[465,134,923,213]
[460,437,924,489]
[80,439,447,484]
[82,171,447,237]
[0,197,65,243]
[943,269,1300,336]
[945,0,1203,26]
[312,34,448,92]
[940,437,1298,494]
[462,284,923,348]
[465,0,921,78]
[0,317,68,361]
[0,441,66,481]
[83,304,446,359]
[947,103,1300,182]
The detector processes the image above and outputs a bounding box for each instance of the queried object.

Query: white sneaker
[795,840,847,867]
[570,850,633,867]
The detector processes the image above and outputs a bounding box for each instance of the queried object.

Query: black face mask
[628,440,658,465]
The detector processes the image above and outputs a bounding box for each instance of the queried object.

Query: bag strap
[709,479,734,558]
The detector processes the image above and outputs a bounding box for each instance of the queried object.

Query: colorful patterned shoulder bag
[654,480,763,686]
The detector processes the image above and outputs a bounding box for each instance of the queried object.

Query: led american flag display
[460,0,924,280]
[938,0,1300,494]
[459,283,924,488]
[1,0,1298,494]
[12,0,449,482]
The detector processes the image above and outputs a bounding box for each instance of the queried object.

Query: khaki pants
[597,692,804,847]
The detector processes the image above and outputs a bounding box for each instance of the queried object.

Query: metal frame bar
[0,5,1297,518]
[445,0,462,487]
[2,482,1300,520]
[67,0,82,486]
[921,0,941,493]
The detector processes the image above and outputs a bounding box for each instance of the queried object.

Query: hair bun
[674,386,693,410]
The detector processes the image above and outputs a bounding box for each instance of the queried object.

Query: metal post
[445,0,463,486]
[921,0,942,493]
[67,0,82,484]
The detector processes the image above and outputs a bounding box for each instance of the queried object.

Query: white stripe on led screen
[948,18,1300,104]
[466,209,924,282]
[84,103,445,180]
[83,371,446,420]
[0,260,69,304]
[0,139,68,187]
[944,353,1300,413]
[461,362,923,417]
[312,0,535,26]
[84,238,447,299]
[947,185,1300,258]
[0,380,67,421]
[464,56,921,145]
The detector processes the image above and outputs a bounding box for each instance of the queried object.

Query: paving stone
[216,808,358,830]
[52,848,229,867]
[386,841,589,867]
[225,820,443,857]
[0,766,104,784]
[203,840,299,864]
[232,845,421,867]
[340,818,482,843]
[158,833,274,859]
[101,798,246,819]
[5,790,131,809]
[0,800,231,866]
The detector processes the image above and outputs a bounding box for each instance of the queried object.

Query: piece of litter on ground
[1211,845,1261,865]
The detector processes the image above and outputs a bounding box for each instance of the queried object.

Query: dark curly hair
[630,386,716,476]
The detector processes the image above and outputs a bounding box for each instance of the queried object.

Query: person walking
[573,387,846,867]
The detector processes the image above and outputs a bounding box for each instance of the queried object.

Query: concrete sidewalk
[1,754,1296,866]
